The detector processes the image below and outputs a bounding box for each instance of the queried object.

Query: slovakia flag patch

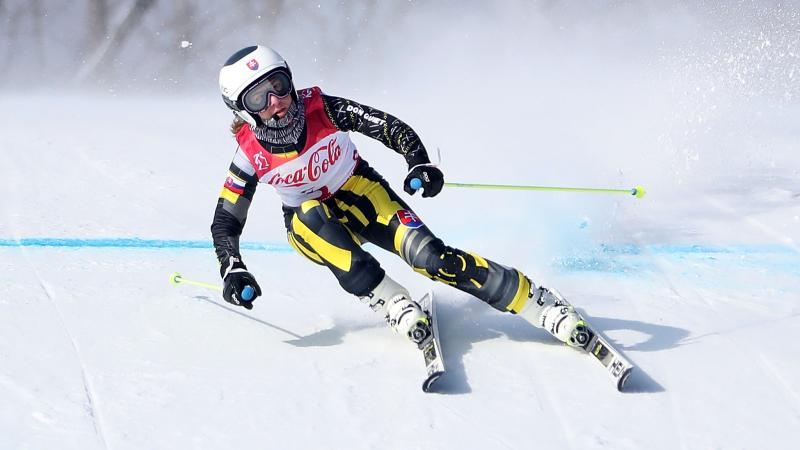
[396,210,423,228]
[224,173,246,195]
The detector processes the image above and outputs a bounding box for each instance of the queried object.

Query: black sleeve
[321,94,431,167]
[210,148,259,272]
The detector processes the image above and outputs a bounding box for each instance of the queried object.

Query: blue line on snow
[2,237,797,275]
[0,238,294,252]
[0,238,795,256]
[598,243,795,256]
[554,243,798,274]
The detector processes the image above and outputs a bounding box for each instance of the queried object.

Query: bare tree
[87,0,110,53]
[76,0,157,82]
[0,0,433,91]
[30,0,44,62]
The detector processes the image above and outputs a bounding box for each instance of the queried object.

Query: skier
[211,45,588,348]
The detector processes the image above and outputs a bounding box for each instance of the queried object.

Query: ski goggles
[241,70,293,113]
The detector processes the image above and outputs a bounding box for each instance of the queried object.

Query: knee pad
[432,247,487,285]
[411,239,488,287]
[408,237,529,312]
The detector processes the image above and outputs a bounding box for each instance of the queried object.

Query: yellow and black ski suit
[211,88,531,313]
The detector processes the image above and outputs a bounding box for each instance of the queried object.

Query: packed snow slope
[2,91,798,448]
[2,3,800,449]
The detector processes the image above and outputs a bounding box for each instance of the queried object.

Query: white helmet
[219,45,296,127]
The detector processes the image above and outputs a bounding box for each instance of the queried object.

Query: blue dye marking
[0,238,293,252]
[2,238,797,276]
[554,243,799,274]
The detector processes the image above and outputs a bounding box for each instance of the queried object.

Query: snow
[3,95,798,450]
[3,3,800,449]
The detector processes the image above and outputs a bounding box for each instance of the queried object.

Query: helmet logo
[246,59,259,70]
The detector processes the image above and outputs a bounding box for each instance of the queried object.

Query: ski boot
[359,275,431,345]
[519,282,591,348]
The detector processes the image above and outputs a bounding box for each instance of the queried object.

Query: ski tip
[422,371,445,393]
[617,367,634,392]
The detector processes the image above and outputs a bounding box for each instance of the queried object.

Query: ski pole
[409,178,646,199]
[169,272,302,338]
[169,272,255,301]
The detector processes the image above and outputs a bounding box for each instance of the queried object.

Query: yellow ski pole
[169,272,222,291]
[408,148,645,198]
[441,182,647,198]
[170,272,257,300]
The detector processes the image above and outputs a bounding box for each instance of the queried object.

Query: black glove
[220,257,262,310]
[404,164,444,198]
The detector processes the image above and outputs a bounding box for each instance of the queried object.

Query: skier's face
[257,94,293,121]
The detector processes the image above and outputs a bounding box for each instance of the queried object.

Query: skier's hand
[220,257,262,310]
[404,164,444,198]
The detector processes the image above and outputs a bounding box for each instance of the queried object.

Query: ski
[575,318,634,391]
[416,291,445,392]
